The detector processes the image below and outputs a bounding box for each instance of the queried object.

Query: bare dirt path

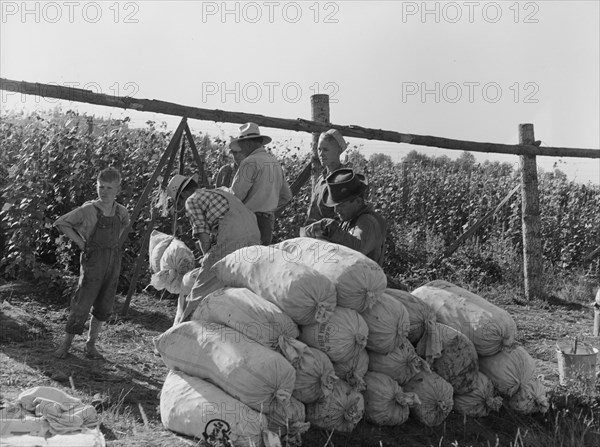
[1,280,598,446]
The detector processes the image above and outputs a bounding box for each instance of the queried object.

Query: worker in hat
[212,149,238,188]
[300,168,387,266]
[305,129,350,225]
[228,122,292,245]
[166,174,261,323]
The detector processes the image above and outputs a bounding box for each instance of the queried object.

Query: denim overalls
[66,206,122,334]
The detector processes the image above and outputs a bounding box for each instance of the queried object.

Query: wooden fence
[1,77,599,300]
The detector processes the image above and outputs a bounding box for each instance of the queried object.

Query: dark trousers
[255,212,275,245]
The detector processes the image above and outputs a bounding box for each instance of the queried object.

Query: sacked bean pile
[153,239,548,446]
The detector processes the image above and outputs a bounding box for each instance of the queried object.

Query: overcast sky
[1,1,599,183]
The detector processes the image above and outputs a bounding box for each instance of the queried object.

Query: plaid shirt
[185,190,230,237]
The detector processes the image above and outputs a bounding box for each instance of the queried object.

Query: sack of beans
[417,323,479,395]
[412,280,517,357]
[274,237,386,312]
[278,338,338,404]
[212,245,336,325]
[453,372,503,417]
[160,370,270,447]
[384,288,442,363]
[403,371,454,427]
[368,341,430,386]
[192,287,299,350]
[360,291,410,355]
[299,307,368,364]
[479,345,549,414]
[363,371,420,426]
[306,380,364,433]
[154,321,296,412]
[266,397,310,446]
[149,230,173,273]
[333,348,369,392]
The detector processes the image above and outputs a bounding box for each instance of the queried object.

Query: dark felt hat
[323,168,368,207]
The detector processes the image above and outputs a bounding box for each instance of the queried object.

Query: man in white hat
[229,122,292,245]
[166,173,261,323]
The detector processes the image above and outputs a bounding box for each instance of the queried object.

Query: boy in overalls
[54,168,130,359]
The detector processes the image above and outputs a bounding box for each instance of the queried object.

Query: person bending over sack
[166,174,261,323]
[300,168,387,267]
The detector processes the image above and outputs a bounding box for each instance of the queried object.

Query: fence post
[310,94,330,187]
[402,162,408,215]
[519,123,544,300]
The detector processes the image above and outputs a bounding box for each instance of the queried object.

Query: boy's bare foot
[54,334,74,358]
[54,344,70,358]
[85,343,104,360]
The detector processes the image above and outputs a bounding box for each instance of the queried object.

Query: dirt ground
[1,279,599,447]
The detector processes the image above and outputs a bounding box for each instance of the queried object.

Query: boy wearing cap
[229,122,292,245]
[300,168,387,266]
[166,174,261,322]
[306,129,349,225]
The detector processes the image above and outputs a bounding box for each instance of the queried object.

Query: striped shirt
[185,189,230,237]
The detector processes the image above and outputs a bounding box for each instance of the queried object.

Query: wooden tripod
[119,117,209,316]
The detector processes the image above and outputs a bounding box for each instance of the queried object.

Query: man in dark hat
[229,122,291,245]
[300,168,387,266]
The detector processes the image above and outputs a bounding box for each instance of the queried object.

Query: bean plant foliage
[1,110,598,296]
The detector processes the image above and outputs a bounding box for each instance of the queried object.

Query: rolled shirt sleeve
[185,190,229,237]
[54,201,129,241]
[327,214,381,257]
[231,159,258,204]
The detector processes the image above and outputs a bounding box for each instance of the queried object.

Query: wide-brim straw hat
[166,174,199,202]
[229,122,272,152]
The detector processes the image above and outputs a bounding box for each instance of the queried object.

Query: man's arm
[277,171,292,209]
[196,233,212,255]
[326,214,381,256]
[56,225,85,251]
[54,207,87,250]
[231,159,257,203]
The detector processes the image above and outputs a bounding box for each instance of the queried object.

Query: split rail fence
[1,77,599,302]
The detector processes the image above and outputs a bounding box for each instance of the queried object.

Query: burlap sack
[363,371,420,426]
[154,321,296,412]
[192,287,299,350]
[412,280,517,357]
[306,380,364,433]
[160,370,269,447]
[299,307,368,364]
[212,245,336,325]
[360,292,410,354]
[274,238,386,311]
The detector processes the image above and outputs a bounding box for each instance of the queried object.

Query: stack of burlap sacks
[152,237,548,446]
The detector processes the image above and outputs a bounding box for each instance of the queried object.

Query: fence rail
[2,78,599,158]
[2,77,598,300]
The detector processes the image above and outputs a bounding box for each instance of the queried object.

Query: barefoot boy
[54,167,130,359]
